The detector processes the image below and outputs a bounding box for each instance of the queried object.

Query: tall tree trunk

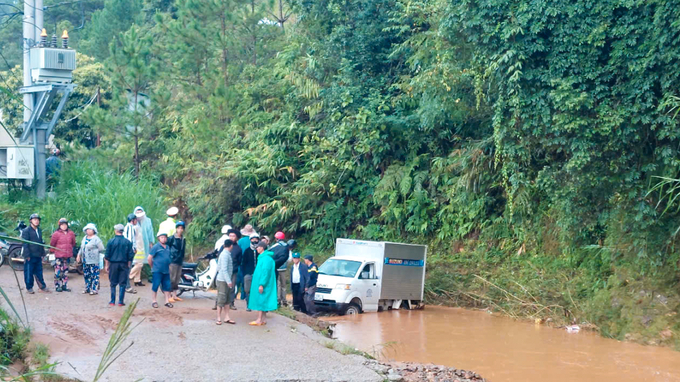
[279,0,285,30]
[134,131,139,178]
[221,13,229,89]
[134,92,140,179]
[96,87,101,147]
[251,0,257,64]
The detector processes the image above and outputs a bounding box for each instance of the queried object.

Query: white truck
[313,238,427,315]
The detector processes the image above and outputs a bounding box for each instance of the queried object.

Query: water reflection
[326,306,680,382]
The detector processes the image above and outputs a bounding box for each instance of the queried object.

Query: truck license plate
[314,293,323,301]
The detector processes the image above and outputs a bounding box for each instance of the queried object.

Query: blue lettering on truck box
[384,258,424,266]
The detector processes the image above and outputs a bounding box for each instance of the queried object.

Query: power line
[0,2,22,12]
[44,0,81,9]
[0,70,17,95]
[62,90,97,123]
[0,11,20,31]
[15,0,40,11]
[0,50,20,81]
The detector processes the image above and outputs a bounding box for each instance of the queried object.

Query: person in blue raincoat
[248,242,277,326]
[134,206,155,263]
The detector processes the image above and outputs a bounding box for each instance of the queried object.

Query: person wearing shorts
[215,239,235,325]
[148,232,173,308]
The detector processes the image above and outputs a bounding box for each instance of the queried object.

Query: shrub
[0,308,30,366]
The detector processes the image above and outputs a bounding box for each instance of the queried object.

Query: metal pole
[33,0,45,199]
[23,0,34,124]
[23,0,35,192]
[34,0,43,43]
[35,126,46,199]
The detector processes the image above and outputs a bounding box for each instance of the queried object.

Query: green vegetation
[274,306,297,320]
[31,343,50,369]
[2,160,164,243]
[29,342,64,381]
[0,308,30,367]
[323,339,374,358]
[3,0,680,348]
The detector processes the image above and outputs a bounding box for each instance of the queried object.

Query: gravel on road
[0,266,381,382]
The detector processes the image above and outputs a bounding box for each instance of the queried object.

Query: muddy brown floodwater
[326,306,680,382]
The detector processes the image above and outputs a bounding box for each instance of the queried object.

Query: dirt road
[0,266,381,381]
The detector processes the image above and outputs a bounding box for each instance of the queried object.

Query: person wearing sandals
[216,239,236,325]
[49,218,75,292]
[248,242,277,326]
[77,223,104,295]
[148,232,174,309]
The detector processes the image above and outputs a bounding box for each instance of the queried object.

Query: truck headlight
[334,284,351,290]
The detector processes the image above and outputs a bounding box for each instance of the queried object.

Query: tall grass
[0,308,30,367]
[93,298,143,382]
[11,161,166,243]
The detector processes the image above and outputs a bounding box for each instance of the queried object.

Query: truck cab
[314,257,381,314]
[314,239,427,315]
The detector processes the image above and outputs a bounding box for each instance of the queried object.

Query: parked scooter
[0,221,28,271]
[176,249,220,297]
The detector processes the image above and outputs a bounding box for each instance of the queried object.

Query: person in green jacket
[248,242,277,326]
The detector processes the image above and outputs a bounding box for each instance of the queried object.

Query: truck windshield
[318,259,362,278]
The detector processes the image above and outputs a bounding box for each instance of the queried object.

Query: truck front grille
[316,287,333,294]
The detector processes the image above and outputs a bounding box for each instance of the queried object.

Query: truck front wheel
[343,303,361,315]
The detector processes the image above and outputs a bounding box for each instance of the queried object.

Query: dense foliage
[3,0,680,347]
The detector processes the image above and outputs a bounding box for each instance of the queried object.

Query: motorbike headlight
[334,283,351,290]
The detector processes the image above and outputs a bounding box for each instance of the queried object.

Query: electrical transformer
[30,48,76,83]
[29,30,76,83]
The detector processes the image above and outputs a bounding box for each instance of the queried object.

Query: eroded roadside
[281,308,488,382]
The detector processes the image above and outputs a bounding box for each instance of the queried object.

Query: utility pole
[19,0,76,199]
[23,0,35,125]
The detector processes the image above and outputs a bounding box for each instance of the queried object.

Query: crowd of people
[19,207,319,326]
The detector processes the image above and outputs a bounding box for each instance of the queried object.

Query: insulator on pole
[61,30,68,49]
[40,28,47,47]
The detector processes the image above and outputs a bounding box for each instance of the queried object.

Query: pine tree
[103,25,156,178]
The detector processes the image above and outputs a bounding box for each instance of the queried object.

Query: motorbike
[176,249,220,297]
[0,221,28,271]
[0,239,7,267]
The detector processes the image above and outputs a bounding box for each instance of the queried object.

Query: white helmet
[221,225,232,234]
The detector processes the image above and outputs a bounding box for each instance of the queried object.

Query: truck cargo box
[335,239,427,302]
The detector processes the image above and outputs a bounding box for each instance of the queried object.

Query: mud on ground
[0,266,382,381]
